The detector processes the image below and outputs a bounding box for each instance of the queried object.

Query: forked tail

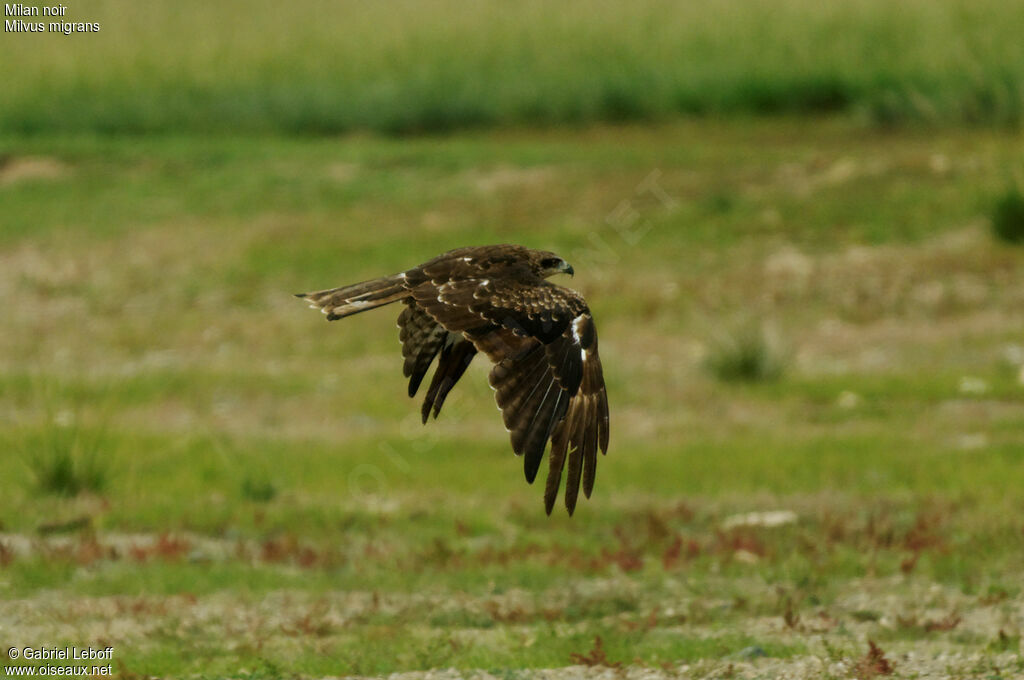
[296,274,408,320]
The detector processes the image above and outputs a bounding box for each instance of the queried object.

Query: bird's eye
[540,258,561,269]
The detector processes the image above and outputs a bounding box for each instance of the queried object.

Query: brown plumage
[296,244,610,515]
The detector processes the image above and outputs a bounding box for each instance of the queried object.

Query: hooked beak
[560,261,575,277]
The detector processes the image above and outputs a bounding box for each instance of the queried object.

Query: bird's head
[530,249,574,279]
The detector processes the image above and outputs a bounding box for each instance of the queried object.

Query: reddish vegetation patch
[130,533,191,562]
[854,639,894,677]
[899,552,920,574]
[0,501,965,587]
[902,512,949,553]
[569,635,622,668]
[600,546,644,573]
[898,613,963,633]
[821,505,954,556]
[783,598,801,630]
[260,535,320,567]
[265,534,346,568]
[923,614,963,633]
[661,534,701,569]
[899,511,951,573]
[715,528,768,559]
[281,601,336,637]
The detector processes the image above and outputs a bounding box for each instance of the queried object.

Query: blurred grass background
[2,0,1023,134]
[3,121,1023,675]
[2,1,1024,677]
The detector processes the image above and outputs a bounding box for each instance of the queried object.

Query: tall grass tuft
[705,321,787,383]
[16,379,117,497]
[26,413,112,497]
[991,187,1024,244]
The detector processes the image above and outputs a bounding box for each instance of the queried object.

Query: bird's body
[296,244,609,515]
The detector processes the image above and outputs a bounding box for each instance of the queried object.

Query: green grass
[2,119,1024,676]
[1,0,1023,135]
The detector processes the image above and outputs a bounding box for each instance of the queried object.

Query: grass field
[2,0,1024,134]
[2,117,1023,677]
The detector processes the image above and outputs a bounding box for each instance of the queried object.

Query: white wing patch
[571,314,590,361]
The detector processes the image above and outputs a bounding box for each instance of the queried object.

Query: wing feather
[563,399,586,514]
[521,381,569,484]
[500,354,555,453]
[397,303,447,397]
[420,335,476,422]
[545,413,571,514]
[582,395,599,499]
[491,342,547,414]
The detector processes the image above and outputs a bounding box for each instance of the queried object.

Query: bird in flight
[296,244,609,515]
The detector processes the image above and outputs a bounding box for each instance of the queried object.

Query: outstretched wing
[410,276,610,515]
